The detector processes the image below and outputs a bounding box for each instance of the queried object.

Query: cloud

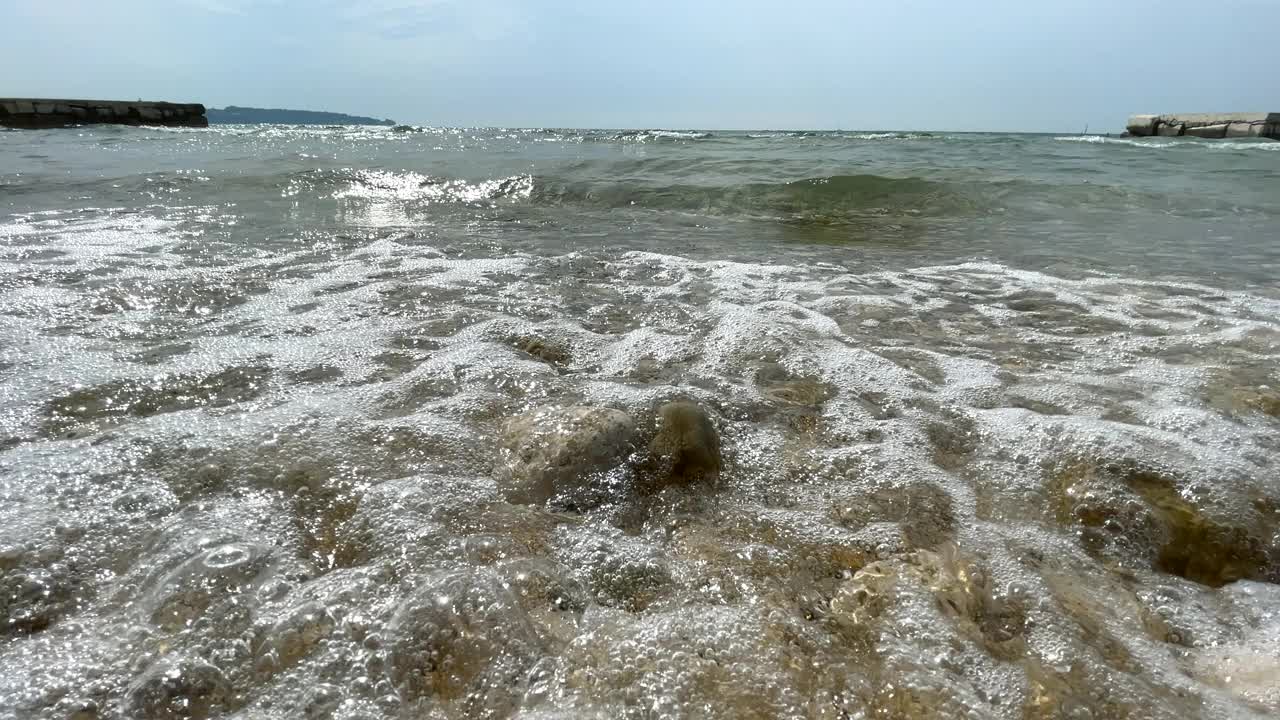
[167,0,514,43]
[178,0,251,14]
[341,1,456,39]
[332,0,516,41]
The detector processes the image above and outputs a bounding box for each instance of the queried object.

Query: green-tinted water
[1,125,1278,719]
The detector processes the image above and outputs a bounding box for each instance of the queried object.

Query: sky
[3,0,1277,132]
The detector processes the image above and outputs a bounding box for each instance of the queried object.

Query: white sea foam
[3,208,1279,717]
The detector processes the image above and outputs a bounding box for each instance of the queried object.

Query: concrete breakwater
[1126,112,1279,139]
[0,99,207,129]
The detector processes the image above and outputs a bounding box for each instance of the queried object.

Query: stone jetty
[0,99,207,129]
[1126,113,1279,140]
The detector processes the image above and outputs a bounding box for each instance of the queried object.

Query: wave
[526,170,1274,222]
[278,169,971,221]
[13,157,1271,226]
[649,130,713,140]
[329,169,533,203]
[269,168,977,222]
[529,173,980,221]
[1056,135,1280,151]
[739,131,936,141]
[842,132,937,140]
[607,130,715,143]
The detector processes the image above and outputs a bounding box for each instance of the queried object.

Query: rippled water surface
[2,125,1279,719]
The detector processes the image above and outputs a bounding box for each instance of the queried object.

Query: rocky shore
[0,98,207,129]
[1126,112,1279,139]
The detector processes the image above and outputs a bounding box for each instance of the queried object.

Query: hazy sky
[4,0,1276,131]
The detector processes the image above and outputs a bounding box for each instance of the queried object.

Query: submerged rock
[143,541,277,634]
[588,548,673,613]
[0,541,80,638]
[646,401,722,489]
[556,604,864,718]
[495,406,640,507]
[385,570,544,717]
[258,601,336,672]
[1049,459,1279,587]
[831,478,957,550]
[125,655,233,720]
[494,558,589,646]
[494,558,589,616]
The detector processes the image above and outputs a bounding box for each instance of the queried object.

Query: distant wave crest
[1056,135,1280,151]
[609,130,715,143]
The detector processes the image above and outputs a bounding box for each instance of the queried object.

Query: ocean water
[1,125,1279,719]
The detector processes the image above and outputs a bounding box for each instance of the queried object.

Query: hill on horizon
[208,106,395,126]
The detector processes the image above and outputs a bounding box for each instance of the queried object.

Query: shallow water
[1,126,1279,719]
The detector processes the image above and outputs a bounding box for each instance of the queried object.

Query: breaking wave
[1057,135,1280,151]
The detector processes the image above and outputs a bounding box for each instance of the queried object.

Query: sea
[1,125,1278,719]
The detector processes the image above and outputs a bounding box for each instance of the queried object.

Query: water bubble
[202,544,254,570]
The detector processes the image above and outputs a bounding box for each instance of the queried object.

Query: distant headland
[0,100,398,130]
[207,106,395,126]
